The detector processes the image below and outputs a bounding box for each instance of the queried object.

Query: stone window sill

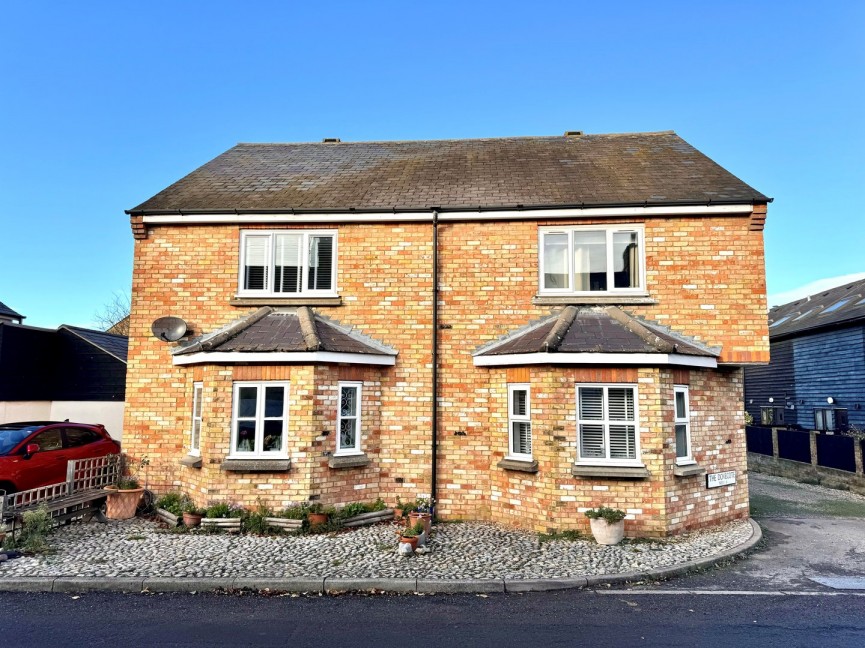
[533,295,656,307]
[221,459,292,472]
[571,464,650,479]
[673,464,706,477]
[230,296,342,307]
[180,455,202,469]
[328,454,371,469]
[497,458,539,473]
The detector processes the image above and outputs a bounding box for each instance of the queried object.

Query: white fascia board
[141,204,754,225]
[172,351,396,366]
[472,352,717,368]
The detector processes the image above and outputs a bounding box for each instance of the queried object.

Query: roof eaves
[56,325,129,364]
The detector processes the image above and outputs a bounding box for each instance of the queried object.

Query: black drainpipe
[431,209,439,516]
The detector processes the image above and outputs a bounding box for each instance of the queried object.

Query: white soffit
[472,352,718,368]
[172,351,396,366]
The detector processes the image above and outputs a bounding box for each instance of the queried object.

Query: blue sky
[1,1,863,328]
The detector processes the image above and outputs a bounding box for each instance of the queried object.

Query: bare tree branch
[93,291,130,335]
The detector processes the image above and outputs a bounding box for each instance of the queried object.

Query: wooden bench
[1,454,121,534]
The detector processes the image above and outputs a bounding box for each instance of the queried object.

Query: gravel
[0,517,753,580]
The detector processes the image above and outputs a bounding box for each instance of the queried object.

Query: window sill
[328,454,371,469]
[230,296,343,307]
[180,455,203,469]
[221,459,291,472]
[673,464,706,477]
[497,458,539,473]
[533,294,656,306]
[571,464,649,479]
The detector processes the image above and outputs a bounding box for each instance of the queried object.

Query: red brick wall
[125,211,766,533]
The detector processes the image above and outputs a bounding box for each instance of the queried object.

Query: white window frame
[190,382,203,456]
[538,224,646,295]
[507,384,533,461]
[674,385,694,465]
[238,229,338,297]
[335,381,363,456]
[229,381,290,459]
[575,383,642,466]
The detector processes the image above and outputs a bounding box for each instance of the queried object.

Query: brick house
[124,131,770,536]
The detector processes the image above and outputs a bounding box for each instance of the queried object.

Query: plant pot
[394,508,404,520]
[589,518,625,545]
[399,535,419,551]
[105,487,144,520]
[183,512,203,527]
[409,512,431,535]
[307,512,329,526]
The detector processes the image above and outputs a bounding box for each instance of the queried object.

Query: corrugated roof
[474,306,718,358]
[768,277,865,339]
[129,132,769,214]
[60,326,129,363]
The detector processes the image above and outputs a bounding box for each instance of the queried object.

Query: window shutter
[608,424,635,459]
[308,235,333,290]
[580,424,605,458]
[512,422,532,455]
[579,388,604,420]
[243,236,269,291]
[607,388,634,420]
[274,234,301,293]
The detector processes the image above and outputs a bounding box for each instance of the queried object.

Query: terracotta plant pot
[183,512,203,527]
[307,512,329,526]
[409,512,431,535]
[399,535,419,551]
[394,508,404,520]
[589,518,625,545]
[105,488,144,520]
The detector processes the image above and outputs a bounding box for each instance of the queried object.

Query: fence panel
[777,429,811,464]
[815,434,856,472]
[746,426,774,456]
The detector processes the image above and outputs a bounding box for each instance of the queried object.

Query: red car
[0,421,120,494]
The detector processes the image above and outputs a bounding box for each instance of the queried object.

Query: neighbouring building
[745,278,865,432]
[0,317,128,438]
[123,131,770,536]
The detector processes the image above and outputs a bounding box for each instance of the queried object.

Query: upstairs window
[507,384,532,461]
[539,225,644,295]
[239,230,336,297]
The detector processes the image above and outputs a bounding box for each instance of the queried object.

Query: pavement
[3,472,863,595]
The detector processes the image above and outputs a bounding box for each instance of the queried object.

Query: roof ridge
[542,306,578,352]
[297,306,321,352]
[233,131,677,147]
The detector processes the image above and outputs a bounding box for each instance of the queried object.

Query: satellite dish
[151,316,188,342]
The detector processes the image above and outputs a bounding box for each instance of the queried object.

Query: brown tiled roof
[767,278,865,340]
[173,307,397,357]
[475,306,718,358]
[128,132,769,214]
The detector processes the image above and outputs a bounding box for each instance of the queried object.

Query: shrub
[205,502,244,519]
[278,503,308,519]
[156,492,185,516]
[584,507,626,524]
[242,502,273,535]
[4,504,52,553]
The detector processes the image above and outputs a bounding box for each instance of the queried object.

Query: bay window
[507,384,532,461]
[674,385,693,464]
[230,382,289,458]
[336,381,362,455]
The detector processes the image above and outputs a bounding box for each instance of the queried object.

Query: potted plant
[399,521,425,552]
[201,502,244,531]
[408,498,432,535]
[306,502,329,527]
[104,476,145,520]
[154,491,185,526]
[182,501,206,528]
[584,506,627,545]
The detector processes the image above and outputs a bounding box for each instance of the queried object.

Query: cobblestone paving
[0,517,753,580]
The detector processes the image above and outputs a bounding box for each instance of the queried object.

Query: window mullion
[255,386,265,455]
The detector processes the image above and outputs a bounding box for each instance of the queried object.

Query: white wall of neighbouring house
[0,401,124,441]
[0,401,52,423]
[49,401,125,441]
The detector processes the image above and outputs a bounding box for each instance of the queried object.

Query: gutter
[126,197,772,217]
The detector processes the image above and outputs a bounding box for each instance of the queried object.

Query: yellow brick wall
[125,212,766,533]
